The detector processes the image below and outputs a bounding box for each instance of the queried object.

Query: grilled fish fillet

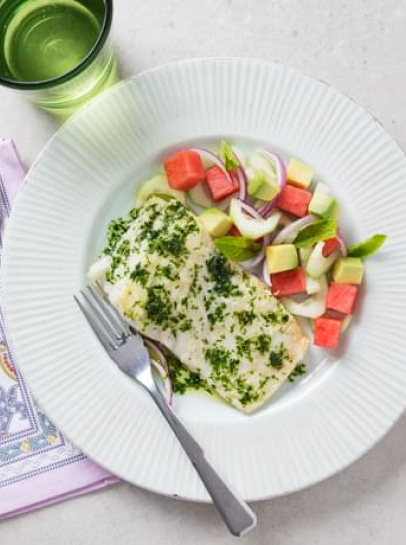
[89,196,309,413]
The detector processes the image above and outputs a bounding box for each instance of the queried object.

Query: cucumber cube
[332,257,364,285]
[266,244,298,274]
[309,193,335,218]
[199,208,233,238]
[287,159,315,189]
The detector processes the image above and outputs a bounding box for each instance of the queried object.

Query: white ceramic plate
[3,59,406,502]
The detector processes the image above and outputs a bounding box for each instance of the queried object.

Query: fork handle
[149,389,257,537]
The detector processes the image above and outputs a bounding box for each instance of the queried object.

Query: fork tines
[74,284,130,350]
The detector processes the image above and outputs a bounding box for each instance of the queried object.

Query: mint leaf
[294,219,337,248]
[215,236,261,262]
[348,234,386,259]
[220,141,240,172]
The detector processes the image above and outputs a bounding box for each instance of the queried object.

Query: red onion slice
[273,215,316,245]
[145,339,173,406]
[237,165,248,202]
[230,146,249,203]
[257,151,287,217]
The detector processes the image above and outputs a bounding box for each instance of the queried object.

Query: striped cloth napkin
[0,139,118,521]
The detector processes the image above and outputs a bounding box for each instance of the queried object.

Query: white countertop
[1,0,406,543]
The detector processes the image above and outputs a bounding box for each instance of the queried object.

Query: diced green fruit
[266,244,298,274]
[248,171,279,201]
[199,208,233,238]
[247,169,263,196]
[287,158,314,189]
[136,175,186,207]
[188,183,213,208]
[306,241,340,278]
[247,153,279,201]
[332,257,364,285]
[315,182,330,194]
[256,179,279,201]
[309,193,336,218]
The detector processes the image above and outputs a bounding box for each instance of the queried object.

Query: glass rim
[0,0,113,90]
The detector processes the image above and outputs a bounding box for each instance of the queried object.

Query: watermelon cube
[326,283,358,314]
[164,151,206,190]
[322,237,341,257]
[271,267,306,297]
[314,316,342,348]
[276,185,312,217]
[206,167,239,201]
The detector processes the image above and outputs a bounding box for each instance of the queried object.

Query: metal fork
[74,285,257,537]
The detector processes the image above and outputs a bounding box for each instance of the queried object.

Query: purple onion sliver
[145,338,166,364]
[237,166,248,203]
[258,151,288,217]
[258,199,278,218]
[260,150,287,189]
[239,199,263,220]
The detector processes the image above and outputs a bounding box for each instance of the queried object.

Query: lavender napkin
[0,139,118,521]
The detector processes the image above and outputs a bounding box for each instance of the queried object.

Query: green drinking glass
[0,0,119,120]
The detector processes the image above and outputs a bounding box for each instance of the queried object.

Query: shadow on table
[118,411,406,542]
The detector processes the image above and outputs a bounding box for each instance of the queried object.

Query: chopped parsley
[157,233,185,256]
[235,377,266,407]
[104,215,133,255]
[288,363,307,382]
[167,355,212,395]
[145,285,173,328]
[205,346,239,380]
[236,336,253,360]
[190,264,202,296]
[268,343,289,369]
[207,303,227,327]
[235,309,256,328]
[157,264,178,281]
[254,334,272,354]
[262,306,290,326]
[130,264,150,287]
[179,319,193,332]
[206,254,242,298]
